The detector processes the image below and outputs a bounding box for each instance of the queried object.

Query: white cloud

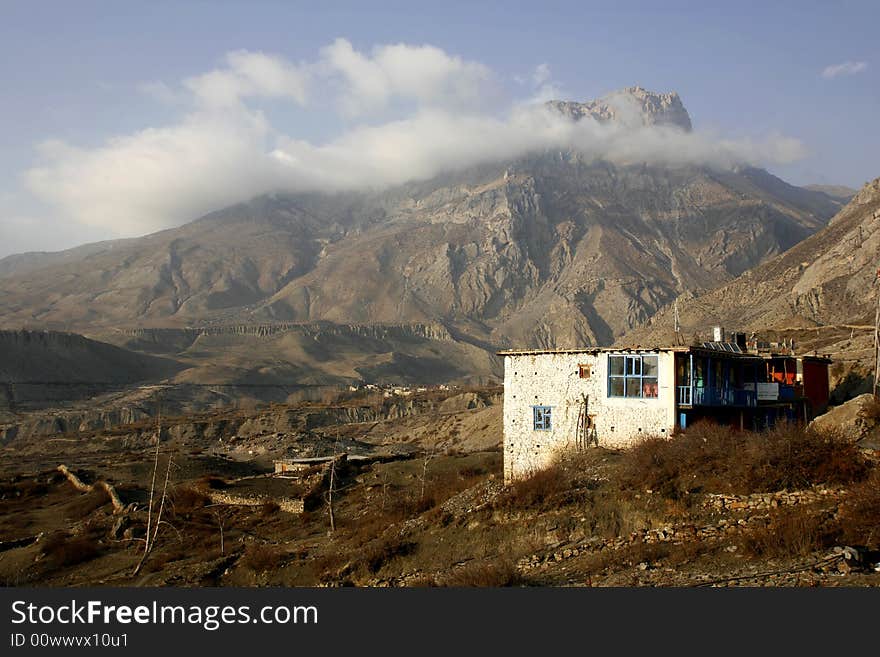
[821,60,868,79]
[271,106,806,192]
[20,41,809,242]
[25,111,285,234]
[516,63,565,105]
[320,38,494,116]
[185,50,309,107]
[532,63,552,87]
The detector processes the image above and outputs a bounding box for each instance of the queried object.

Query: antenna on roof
[673,298,683,346]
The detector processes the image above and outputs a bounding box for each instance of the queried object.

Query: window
[533,406,552,431]
[578,364,591,379]
[608,354,659,398]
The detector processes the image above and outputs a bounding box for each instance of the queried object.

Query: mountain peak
[547,86,693,132]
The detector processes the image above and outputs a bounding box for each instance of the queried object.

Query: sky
[0,0,877,258]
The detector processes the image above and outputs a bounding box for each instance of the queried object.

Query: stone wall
[205,491,304,514]
[503,351,677,481]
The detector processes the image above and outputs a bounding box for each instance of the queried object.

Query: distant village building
[500,332,831,482]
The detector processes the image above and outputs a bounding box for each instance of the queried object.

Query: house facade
[501,343,831,482]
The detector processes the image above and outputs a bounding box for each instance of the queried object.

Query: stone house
[500,343,831,482]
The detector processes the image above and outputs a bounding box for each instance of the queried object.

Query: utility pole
[874,268,880,399]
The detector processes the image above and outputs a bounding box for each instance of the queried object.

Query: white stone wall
[503,351,677,482]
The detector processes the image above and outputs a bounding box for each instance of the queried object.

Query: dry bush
[494,462,570,510]
[144,546,190,573]
[440,560,525,587]
[239,544,285,572]
[621,421,868,498]
[310,552,350,583]
[857,395,880,424]
[738,506,835,558]
[260,501,281,516]
[170,486,211,514]
[580,541,673,577]
[40,532,101,568]
[837,471,880,549]
[65,487,111,519]
[743,423,868,492]
[363,536,417,574]
[198,475,230,490]
[495,452,601,510]
[0,478,49,499]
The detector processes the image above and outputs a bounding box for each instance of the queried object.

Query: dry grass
[170,486,211,515]
[494,452,602,511]
[836,471,880,549]
[620,421,868,498]
[738,506,835,558]
[40,532,101,568]
[239,544,285,572]
[65,487,111,519]
[197,475,231,490]
[440,560,525,587]
[857,395,880,424]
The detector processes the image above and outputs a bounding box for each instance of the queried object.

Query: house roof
[497,346,690,356]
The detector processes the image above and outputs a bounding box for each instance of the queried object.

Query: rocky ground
[1,386,879,587]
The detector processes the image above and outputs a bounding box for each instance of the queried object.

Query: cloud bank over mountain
[23,39,808,238]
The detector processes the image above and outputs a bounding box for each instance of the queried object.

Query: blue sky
[1,0,877,257]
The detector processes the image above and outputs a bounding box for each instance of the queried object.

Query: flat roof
[497,346,690,356]
[498,346,771,361]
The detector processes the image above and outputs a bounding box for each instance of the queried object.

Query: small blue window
[533,406,552,431]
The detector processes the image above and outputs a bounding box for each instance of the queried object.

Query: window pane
[642,377,659,398]
[626,378,641,397]
[609,356,624,376]
[643,356,658,377]
[533,407,551,430]
[609,377,625,397]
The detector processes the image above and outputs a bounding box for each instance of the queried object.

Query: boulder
[809,393,878,442]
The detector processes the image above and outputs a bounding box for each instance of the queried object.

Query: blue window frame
[608,354,659,398]
[533,406,552,431]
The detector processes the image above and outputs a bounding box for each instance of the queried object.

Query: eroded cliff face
[0,388,502,446]
[625,176,880,345]
[0,330,182,384]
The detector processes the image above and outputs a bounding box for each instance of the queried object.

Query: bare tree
[213,507,230,555]
[419,437,439,502]
[132,406,173,576]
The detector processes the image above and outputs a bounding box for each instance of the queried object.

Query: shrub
[363,536,416,574]
[240,544,284,572]
[738,506,835,558]
[440,560,525,587]
[170,486,211,514]
[65,488,111,519]
[857,395,880,424]
[620,421,868,498]
[837,471,880,549]
[40,532,101,568]
[198,475,230,490]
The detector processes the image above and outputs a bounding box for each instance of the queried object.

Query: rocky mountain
[625,177,880,345]
[547,86,693,131]
[0,88,844,387]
